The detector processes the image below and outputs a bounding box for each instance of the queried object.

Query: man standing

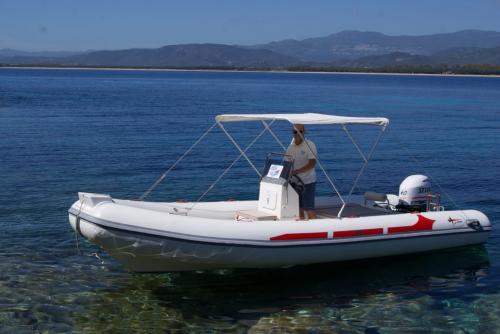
[286,124,317,220]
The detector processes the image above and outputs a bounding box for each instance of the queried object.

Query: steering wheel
[289,174,305,194]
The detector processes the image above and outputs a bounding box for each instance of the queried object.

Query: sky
[2,0,500,51]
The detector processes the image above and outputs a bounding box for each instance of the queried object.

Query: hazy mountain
[0,48,84,57]
[0,44,301,67]
[255,30,500,62]
[0,56,64,65]
[331,46,500,68]
[334,52,434,68]
[55,44,301,67]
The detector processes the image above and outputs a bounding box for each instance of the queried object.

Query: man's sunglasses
[293,130,304,134]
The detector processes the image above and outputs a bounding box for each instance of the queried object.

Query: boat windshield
[261,153,294,182]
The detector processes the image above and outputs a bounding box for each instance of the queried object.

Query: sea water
[0,68,499,333]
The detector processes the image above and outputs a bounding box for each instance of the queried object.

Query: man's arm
[294,159,316,174]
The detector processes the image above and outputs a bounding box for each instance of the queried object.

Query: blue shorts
[299,182,316,210]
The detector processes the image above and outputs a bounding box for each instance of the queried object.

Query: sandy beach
[2,65,500,78]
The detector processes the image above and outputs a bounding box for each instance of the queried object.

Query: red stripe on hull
[333,228,384,238]
[388,214,435,234]
[270,214,435,241]
[270,232,328,241]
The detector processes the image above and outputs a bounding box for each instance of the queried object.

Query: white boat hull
[68,193,492,272]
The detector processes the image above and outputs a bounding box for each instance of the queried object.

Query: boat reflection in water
[72,245,495,332]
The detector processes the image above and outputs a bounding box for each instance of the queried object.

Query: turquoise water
[0,68,499,332]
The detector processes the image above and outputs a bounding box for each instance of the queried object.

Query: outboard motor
[397,175,431,212]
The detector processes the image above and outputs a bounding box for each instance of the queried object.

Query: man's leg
[303,182,316,220]
[307,210,317,219]
[298,194,305,219]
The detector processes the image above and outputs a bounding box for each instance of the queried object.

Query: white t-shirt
[286,138,317,184]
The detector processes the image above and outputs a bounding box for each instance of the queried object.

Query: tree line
[2,63,500,75]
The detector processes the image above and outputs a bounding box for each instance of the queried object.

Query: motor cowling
[398,175,431,212]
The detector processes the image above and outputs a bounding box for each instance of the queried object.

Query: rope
[74,226,80,255]
[139,122,218,200]
[74,198,85,255]
[89,252,105,265]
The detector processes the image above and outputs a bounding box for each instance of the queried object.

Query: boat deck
[115,197,397,221]
[317,203,396,219]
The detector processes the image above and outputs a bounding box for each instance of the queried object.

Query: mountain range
[255,29,500,62]
[2,30,500,69]
[332,46,500,67]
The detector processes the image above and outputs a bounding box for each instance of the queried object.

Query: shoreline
[2,65,500,78]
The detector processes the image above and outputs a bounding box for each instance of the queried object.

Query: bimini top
[215,113,389,127]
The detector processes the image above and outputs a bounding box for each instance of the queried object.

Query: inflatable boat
[68,113,491,272]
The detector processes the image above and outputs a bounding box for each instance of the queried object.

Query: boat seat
[235,210,277,221]
[364,191,387,205]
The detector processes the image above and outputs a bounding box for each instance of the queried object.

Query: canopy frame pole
[188,121,274,211]
[293,125,346,217]
[340,125,365,195]
[139,122,218,200]
[345,125,387,202]
[261,120,287,151]
[343,125,367,163]
[217,122,262,177]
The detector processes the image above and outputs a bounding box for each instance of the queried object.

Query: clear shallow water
[0,68,499,333]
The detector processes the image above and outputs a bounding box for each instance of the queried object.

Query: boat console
[257,154,300,219]
[237,154,300,220]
